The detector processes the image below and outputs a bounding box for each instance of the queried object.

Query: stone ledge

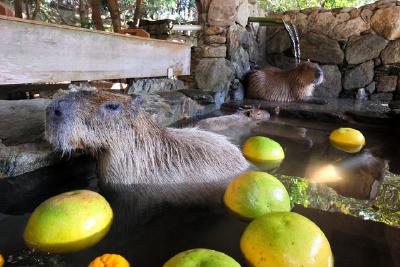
[222,98,392,124]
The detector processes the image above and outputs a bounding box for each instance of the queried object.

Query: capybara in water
[247,61,324,102]
[45,89,249,221]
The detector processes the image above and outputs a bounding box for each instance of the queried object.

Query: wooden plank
[0,16,191,85]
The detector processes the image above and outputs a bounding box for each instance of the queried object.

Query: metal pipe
[171,24,203,31]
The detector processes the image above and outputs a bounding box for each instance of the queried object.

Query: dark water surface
[1,116,399,266]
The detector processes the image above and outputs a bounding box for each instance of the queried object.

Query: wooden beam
[0,16,191,85]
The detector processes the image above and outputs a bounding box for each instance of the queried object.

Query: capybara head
[46,90,141,152]
[295,61,324,86]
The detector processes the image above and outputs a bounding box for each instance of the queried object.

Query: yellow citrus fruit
[329,127,365,153]
[88,254,130,267]
[224,171,291,220]
[163,249,241,267]
[241,212,333,267]
[242,136,285,170]
[0,254,4,267]
[24,190,113,253]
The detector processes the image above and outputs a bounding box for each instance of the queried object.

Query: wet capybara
[247,61,324,102]
[45,89,249,222]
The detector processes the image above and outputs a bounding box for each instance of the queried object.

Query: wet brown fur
[247,62,323,102]
[45,89,249,223]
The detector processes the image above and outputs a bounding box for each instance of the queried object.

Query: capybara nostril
[54,109,62,117]
[51,99,74,119]
[315,69,322,78]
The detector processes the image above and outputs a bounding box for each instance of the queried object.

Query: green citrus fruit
[163,249,241,267]
[24,190,113,253]
[224,171,291,220]
[242,136,285,170]
[241,212,333,267]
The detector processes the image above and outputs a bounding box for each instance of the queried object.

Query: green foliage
[142,0,196,20]
[258,0,374,12]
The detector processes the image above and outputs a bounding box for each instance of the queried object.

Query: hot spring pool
[1,114,399,267]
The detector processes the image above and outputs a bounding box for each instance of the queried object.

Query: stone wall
[258,0,400,101]
[192,0,262,102]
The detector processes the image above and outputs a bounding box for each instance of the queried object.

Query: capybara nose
[49,98,73,121]
[315,69,323,79]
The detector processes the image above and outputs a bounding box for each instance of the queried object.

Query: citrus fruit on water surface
[24,190,113,253]
[241,212,333,267]
[242,136,285,170]
[0,254,4,267]
[88,254,130,267]
[329,128,365,153]
[224,171,291,220]
[163,249,241,267]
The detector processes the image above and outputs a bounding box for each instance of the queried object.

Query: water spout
[282,17,301,65]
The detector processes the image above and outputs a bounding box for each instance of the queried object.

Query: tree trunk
[132,0,142,27]
[79,0,88,27]
[90,0,104,30]
[25,0,30,19]
[32,0,40,19]
[14,0,23,18]
[106,0,121,32]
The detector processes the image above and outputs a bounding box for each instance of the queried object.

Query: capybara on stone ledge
[247,61,324,103]
[45,89,249,222]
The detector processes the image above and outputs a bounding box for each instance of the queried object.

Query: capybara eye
[104,102,121,112]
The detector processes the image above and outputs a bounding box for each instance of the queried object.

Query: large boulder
[127,78,186,95]
[208,0,237,27]
[371,6,400,40]
[195,58,235,92]
[266,29,291,54]
[201,45,227,58]
[343,60,375,90]
[376,76,398,92]
[294,12,308,33]
[360,8,373,23]
[381,40,400,64]
[308,12,337,33]
[335,12,351,24]
[0,99,50,146]
[314,65,342,98]
[227,24,247,59]
[0,142,60,177]
[266,55,296,70]
[300,32,344,64]
[345,34,388,65]
[329,17,369,41]
[231,46,251,80]
[236,0,249,27]
[140,91,218,126]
